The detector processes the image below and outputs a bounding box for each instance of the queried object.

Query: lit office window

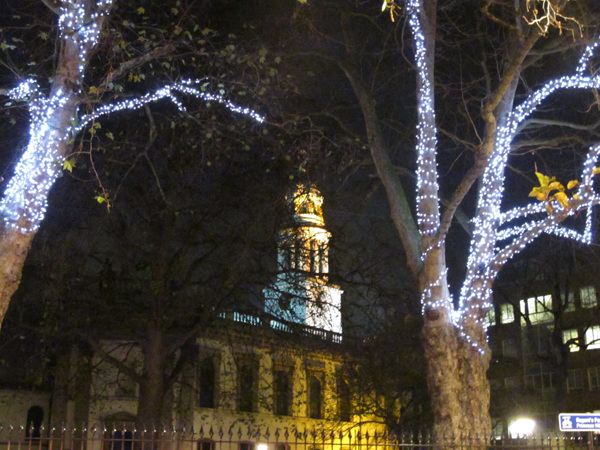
[562,329,580,352]
[500,304,514,324]
[585,326,600,350]
[520,295,552,325]
[581,286,597,309]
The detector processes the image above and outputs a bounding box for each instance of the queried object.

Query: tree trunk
[0,227,36,323]
[422,320,491,443]
[420,248,491,442]
[136,324,168,429]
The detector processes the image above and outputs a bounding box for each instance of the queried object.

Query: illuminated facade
[0,185,386,445]
[264,186,342,335]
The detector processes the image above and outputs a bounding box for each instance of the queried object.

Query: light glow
[508,418,536,437]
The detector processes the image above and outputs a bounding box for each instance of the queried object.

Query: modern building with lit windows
[486,252,600,435]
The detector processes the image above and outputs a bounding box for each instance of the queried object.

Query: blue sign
[559,413,600,431]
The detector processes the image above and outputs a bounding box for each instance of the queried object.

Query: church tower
[264,185,342,336]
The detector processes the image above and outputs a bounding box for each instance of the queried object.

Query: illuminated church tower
[264,186,342,335]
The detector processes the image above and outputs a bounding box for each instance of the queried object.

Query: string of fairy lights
[407,0,440,238]
[0,0,264,235]
[406,0,600,354]
[76,79,265,133]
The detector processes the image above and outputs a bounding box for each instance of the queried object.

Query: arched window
[309,240,318,273]
[317,244,326,273]
[25,406,43,439]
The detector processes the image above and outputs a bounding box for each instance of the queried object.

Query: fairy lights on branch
[405,0,600,354]
[456,40,600,353]
[76,79,265,133]
[0,0,265,235]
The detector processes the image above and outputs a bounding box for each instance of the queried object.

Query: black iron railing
[2,426,600,450]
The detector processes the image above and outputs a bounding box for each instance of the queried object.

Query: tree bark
[0,227,36,324]
[136,324,167,429]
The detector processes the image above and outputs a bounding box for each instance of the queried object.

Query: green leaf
[63,159,76,173]
[137,7,145,14]
[105,131,114,141]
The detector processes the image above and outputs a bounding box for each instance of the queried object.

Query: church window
[237,357,258,412]
[337,376,351,421]
[308,374,322,419]
[197,356,216,408]
[274,369,292,416]
[281,244,292,270]
[309,240,318,273]
[318,244,326,273]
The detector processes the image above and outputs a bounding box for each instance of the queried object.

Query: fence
[2,426,600,450]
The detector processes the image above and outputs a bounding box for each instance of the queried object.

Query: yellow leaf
[593,167,600,175]
[554,191,569,208]
[536,192,547,201]
[548,181,564,191]
[574,194,580,200]
[535,172,551,187]
[529,187,541,197]
[89,86,97,94]
[545,204,554,214]
[567,180,579,190]
[137,7,145,14]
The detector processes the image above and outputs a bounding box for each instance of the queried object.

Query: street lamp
[508,417,536,437]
